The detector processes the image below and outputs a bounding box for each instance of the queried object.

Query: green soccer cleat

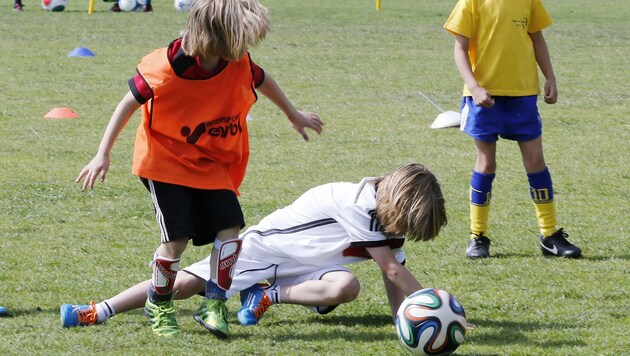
[194,298,229,339]
[144,298,179,336]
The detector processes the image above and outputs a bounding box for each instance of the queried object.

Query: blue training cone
[68,47,95,57]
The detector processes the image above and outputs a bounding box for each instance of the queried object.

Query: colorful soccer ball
[41,0,66,11]
[174,0,193,12]
[395,288,467,355]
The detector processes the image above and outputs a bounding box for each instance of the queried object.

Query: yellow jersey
[444,0,553,96]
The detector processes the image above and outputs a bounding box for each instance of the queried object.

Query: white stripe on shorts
[147,179,170,243]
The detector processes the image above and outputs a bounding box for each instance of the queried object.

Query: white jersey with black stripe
[241,178,406,267]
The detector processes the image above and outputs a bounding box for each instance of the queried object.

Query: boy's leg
[142,0,152,12]
[194,227,241,339]
[467,139,496,258]
[461,97,500,258]
[277,271,359,306]
[519,139,581,258]
[13,0,23,11]
[238,268,358,326]
[519,137,556,236]
[145,239,187,336]
[109,1,120,11]
[61,268,207,328]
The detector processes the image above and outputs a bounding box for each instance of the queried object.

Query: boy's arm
[367,245,423,322]
[380,270,406,323]
[529,31,557,104]
[256,73,324,141]
[76,91,141,190]
[453,34,494,108]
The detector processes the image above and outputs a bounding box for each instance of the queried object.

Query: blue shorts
[460,96,542,142]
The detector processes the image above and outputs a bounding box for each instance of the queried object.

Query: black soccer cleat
[540,228,581,258]
[466,233,490,259]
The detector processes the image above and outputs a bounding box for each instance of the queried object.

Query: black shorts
[141,178,245,246]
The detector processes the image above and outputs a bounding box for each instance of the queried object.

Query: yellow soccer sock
[469,171,494,237]
[470,203,490,237]
[527,167,558,237]
[534,200,557,237]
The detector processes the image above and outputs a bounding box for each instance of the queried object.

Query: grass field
[1,0,629,354]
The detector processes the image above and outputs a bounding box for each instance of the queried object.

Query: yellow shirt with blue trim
[444,0,553,97]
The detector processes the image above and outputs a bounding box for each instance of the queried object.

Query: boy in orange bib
[75,0,323,338]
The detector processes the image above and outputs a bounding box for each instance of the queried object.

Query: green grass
[1,0,629,354]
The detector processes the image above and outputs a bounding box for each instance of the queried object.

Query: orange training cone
[44,107,79,119]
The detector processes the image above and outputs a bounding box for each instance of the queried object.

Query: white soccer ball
[395,288,467,355]
[119,0,139,12]
[174,0,193,12]
[41,0,66,11]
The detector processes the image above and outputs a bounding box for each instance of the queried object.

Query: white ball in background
[41,0,66,12]
[119,0,139,12]
[174,0,193,12]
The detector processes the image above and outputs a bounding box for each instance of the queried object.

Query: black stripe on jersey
[129,71,152,105]
[243,218,337,238]
[368,209,382,232]
[129,69,154,127]
[237,264,281,290]
[342,238,405,259]
[348,238,404,249]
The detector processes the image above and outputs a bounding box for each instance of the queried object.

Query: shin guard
[214,239,242,290]
[152,256,180,295]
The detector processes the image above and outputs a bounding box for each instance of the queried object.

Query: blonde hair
[181,0,270,61]
[374,163,447,242]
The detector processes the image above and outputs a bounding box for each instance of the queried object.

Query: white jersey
[240,178,406,266]
[183,178,407,298]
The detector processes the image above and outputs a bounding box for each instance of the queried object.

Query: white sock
[267,285,281,304]
[96,300,115,323]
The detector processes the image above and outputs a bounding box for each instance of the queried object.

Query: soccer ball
[174,0,193,12]
[395,288,467,355]
[41,0,66,11]
[119,0,142,11]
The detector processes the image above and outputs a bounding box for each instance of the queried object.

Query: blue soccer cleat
[60,302,98,328]
[238,284,272,326]
[0,306,8,316]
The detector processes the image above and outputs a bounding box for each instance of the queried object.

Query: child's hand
[76,154,111,191]
[289,110,324,141]
[544,78,557,104]
[471,86,495,108]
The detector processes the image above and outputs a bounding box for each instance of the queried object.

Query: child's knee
[336,277,360,303]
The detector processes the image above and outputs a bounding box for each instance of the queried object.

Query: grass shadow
[186,313,394,341]
[578,254,630,261]
[477,253,630,261]
[307,314,393,327]
[467,319,587,349]
[487,252,535,259]
[2,306,49,317]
